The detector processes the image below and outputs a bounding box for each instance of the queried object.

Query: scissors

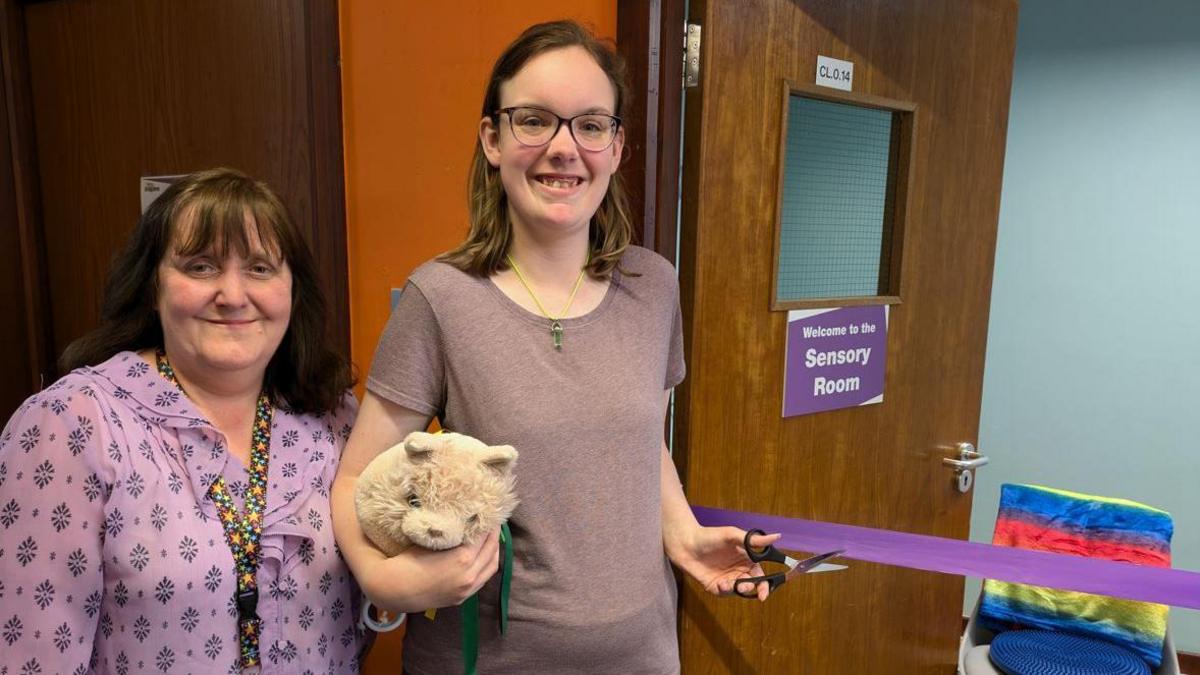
[734,528,846,598]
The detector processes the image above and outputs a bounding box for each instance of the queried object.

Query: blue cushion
[989,630,1150,675]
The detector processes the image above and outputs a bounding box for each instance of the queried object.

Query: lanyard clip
[236,587,260,622]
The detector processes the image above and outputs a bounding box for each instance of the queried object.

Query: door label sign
[140,175,185,214]
[783,305,887,417]
[815,55,854,91]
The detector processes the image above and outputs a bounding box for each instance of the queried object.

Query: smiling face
[155,209,293,384]
[480,45,624,240]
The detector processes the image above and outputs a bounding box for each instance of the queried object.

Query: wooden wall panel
[11,0,347,398]
[0,0,52,417]
[0,37,36,415]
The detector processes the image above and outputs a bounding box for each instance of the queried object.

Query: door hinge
[684,23,701,88]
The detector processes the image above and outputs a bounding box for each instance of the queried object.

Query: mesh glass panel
[776,95,896,301]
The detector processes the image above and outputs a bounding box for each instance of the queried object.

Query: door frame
[616,0,692,490]
[617,0,687,265]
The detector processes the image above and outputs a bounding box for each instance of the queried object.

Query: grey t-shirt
[368,245,685,674]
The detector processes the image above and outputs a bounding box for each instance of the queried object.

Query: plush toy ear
[404,433,437,462]
[477,444,517,473]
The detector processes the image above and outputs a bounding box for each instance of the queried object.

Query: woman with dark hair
[331,21,774,674]
[0,168,367,673]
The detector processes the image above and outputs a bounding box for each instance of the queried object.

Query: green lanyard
[156,351,272,669]
[462,522,513,675]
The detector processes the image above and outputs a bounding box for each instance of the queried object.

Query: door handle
[943,442,988,492]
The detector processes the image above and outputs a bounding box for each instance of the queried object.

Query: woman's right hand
[359,528,502,613]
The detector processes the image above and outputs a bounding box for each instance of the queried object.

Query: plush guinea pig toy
[355,430,518,556]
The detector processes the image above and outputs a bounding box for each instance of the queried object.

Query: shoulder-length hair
[59,167,353,414]
[440,20,635,278]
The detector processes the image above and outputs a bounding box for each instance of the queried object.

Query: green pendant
[551,320,563,350]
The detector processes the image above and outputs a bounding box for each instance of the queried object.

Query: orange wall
[341,2,617,393]
[339,3,615,670]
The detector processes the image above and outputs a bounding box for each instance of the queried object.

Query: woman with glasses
[331,20,774,674]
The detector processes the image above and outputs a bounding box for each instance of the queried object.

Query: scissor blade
[784,549,847,580]
[804,562,847,574]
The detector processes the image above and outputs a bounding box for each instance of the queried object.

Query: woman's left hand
[665,525,781,601]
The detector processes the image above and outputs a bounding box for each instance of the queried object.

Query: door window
[772,85,914,309]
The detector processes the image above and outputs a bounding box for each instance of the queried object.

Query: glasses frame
[494,106,623,152]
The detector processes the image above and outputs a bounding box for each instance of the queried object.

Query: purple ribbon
[693,506,1200,609]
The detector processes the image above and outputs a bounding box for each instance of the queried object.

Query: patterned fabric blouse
[0,352,368,674]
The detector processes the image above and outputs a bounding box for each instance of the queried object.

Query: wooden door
[0,0,349,419]
[674,1,1017,672]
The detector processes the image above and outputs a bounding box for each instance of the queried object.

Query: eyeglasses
[495,106,622,152]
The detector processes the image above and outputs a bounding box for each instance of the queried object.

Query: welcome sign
[783,305,888,417]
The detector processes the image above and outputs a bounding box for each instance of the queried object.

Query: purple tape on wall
[693,506,1200,609]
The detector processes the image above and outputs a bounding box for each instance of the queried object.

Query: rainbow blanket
[979,484,1173,667]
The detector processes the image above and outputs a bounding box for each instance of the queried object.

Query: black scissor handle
[735,528,788,598]
[733,572,785,598]
[742,528,786,565]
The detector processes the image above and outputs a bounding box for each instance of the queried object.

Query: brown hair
[440,20,635,278]
[59,167,354,414]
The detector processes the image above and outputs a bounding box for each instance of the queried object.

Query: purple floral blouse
[0,352,368,674]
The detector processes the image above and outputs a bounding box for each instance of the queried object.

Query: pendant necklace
[506,254,588,351]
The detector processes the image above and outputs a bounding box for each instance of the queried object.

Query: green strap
[499,522,512,635]
[462,592,479,675]
[462,523,512,675]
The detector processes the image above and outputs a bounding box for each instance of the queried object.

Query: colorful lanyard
[156,351,272,669]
